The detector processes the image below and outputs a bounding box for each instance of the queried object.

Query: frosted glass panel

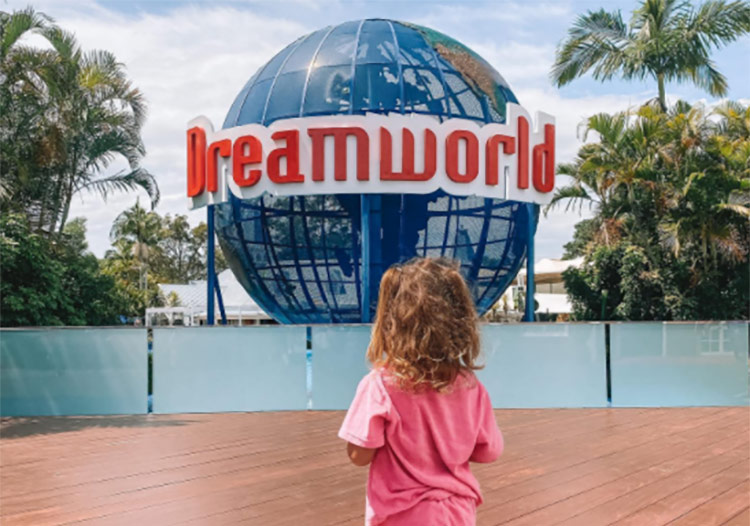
[0,329,146,416]
[479,324,607,408]
[610,322,749,407]
[153,326,307,413]
[311,325,371,410]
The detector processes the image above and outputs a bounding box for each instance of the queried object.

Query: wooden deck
[1,408,748,525]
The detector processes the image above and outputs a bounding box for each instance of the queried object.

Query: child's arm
[346,442,377,466]
[470,384,504,463]
[338,371,391,466]
[469,429,503,463]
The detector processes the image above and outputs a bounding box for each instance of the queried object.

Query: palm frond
[685,0,750,48]
[81,167,160,208]
[583,111,628,144]
[717,202,750,217]
[544,183,594,215]
[551,8,630,86]
[39,26,79,64]
[683,59,728,97]
[658,219,683,256]
[0,6,52,60]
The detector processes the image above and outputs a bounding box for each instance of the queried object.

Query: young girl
[339,258,503,526]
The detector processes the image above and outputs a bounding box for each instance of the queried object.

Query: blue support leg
[361,195,371,323]
[525,204,536,323]
[215,273,227,325]
[207,205,215,326]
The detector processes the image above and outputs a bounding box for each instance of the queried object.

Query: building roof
[158,269,269,319]
[517,257,583,285]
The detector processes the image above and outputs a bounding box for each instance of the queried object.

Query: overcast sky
[5,0,749,260]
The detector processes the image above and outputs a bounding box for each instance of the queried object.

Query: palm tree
[658,102,750,269]
[545,110,662,246]
[39,26,159,232]
[0,8,57,226]
[0,7,159,233]
[110,200,162,290]
[551,0,750,111]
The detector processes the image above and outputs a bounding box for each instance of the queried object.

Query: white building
[496,257,583,319]
[146,269,272,326]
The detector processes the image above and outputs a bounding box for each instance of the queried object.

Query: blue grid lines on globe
[215,18,535,324]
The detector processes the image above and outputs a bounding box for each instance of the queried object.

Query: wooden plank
[554,446,749,526]
[613,461,749,525]
[722,507,749,526]
[669,481,750,526]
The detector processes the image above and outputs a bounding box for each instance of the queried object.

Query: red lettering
[380,127,436,181]
[532,124,555,193]
[232,135,262,187]
[517,116,529,189]
[268,130,304,183]
[307,127,369,182]
[207,139,231,192]
[187,127,206,197]
[445,130,478,183]
[485,134,515,186]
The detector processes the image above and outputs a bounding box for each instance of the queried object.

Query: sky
[5,0,749,261]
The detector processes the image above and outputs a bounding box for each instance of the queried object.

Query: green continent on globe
[405,23,511,121]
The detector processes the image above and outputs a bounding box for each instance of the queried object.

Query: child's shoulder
[355,367,392,403]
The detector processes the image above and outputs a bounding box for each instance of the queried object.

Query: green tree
[0,7,159,234]
[103,203,226,318]
[109,200,162,290]
[551,0,750,111]
[555,101,749,320]
[0,214,124,326]
[151,215,227,283]
[0,8,59,228]
[562,218,598,259]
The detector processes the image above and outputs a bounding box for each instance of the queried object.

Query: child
[339,258,504,526]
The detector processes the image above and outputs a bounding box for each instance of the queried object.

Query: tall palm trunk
[57,178,75,234]
[57,147,79,234]
[657,73,667,112]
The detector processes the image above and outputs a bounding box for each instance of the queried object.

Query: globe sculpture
[215,19,536,323]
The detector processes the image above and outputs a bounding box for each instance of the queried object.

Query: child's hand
[347,442,377,466]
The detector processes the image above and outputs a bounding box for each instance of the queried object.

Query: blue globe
[215,19,535,324]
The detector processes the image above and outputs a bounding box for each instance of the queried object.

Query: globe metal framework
[214,19,536,324]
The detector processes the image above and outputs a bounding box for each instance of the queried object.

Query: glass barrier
[310,325,371,410]
[479,323,608,407]
[2,322,747,416]
[152,326,307,413]
[311,323,609,409]
[0,328,147,416]
[610,322,749,407]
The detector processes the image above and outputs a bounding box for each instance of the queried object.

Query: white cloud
[470,40,556,89]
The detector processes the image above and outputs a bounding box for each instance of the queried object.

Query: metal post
[360,195,371,322]
[207,204,215,326]
[524,204,536,322]
[215,273,227,325]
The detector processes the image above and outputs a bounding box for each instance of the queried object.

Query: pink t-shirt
[338,368,503,525]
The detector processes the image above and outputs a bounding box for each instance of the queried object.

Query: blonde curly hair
[366,258,482,392]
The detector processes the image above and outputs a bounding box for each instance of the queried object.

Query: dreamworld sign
[186,102,555,209]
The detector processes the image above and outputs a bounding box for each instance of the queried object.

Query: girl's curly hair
[366,257,482,392]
